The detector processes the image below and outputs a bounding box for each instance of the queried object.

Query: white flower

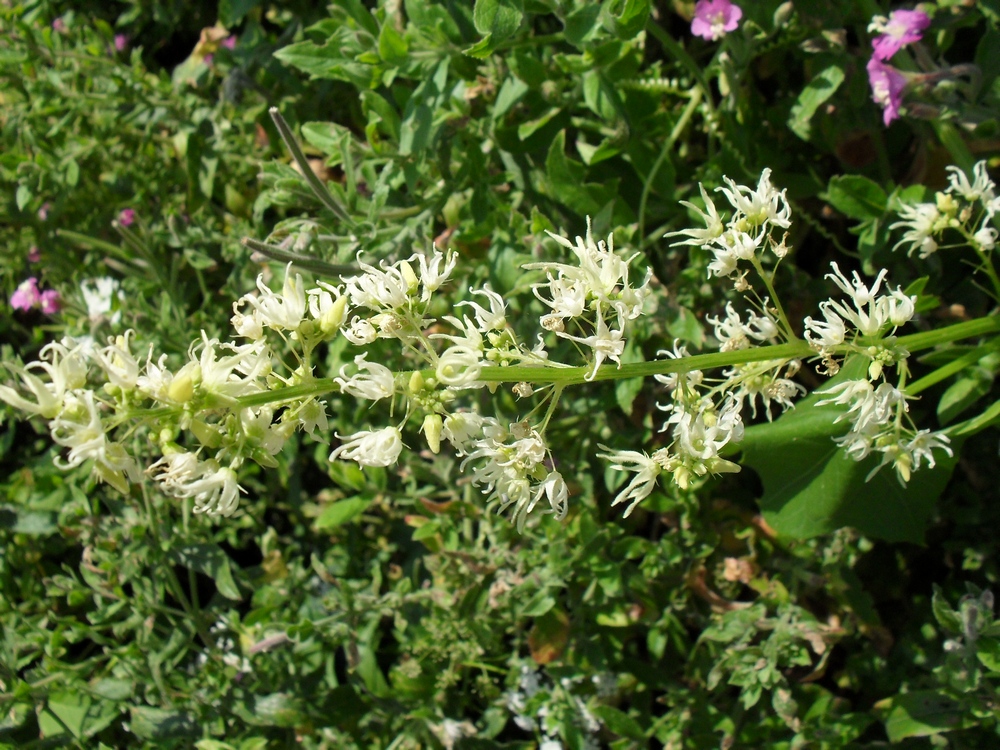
[0,339,89,419]
[442,412,488,451]
[716,168,791,231]
[946,161,995,205]
[416,249,458,300]
[973,220,998,252]
[666,183,725,248]
[307,281,349,334]
[804,304,847,350]
[81,277,124,324]
[92,331,140,390]
[344,258,411,311]
[335,353,395,401]
[598,446,665,516]
[556,308,625,381]
[50,390,140,493]
[891,202,941,257]
[237,264,307,331]
[343,316,378,345]
[457,285,507,332]
[330,427,403,467]
[180,463,244,516]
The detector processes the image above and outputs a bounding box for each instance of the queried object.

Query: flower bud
[167,368,197,403]
[320,294,349,334]
[422,414,443,454]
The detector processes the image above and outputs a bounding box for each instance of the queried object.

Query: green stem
[639,86,702,248]
[127,316,1000,411]
[750,255,797,341]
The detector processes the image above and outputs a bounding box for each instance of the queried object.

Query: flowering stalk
[2,168,991,525]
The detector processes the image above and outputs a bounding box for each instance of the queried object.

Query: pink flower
[39,290,61,315]
[871,10,931,61]
[691,0,743,41]
[27,246,41,263]
[118,208,136,227]
[114,34,128,52]
[38,203,50,221]
[222,35,237,50]
[11,278,41,311]
[51,18,66,33]
[867,58,907,126]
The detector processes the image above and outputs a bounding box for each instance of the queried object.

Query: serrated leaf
[315,497,372,529]
[825,175,888,220]
[788,65,845,140]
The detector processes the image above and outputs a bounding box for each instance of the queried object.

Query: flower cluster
[890,160,998,259]
[505,665,602,750]
[668,169,791,286]
[865,8,931,125]
[524,218,652,380]
[802,264,951,485]
[10,277,61,314]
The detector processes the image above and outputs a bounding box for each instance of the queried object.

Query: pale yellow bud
[320,294,349,334]
[422,414,443,454]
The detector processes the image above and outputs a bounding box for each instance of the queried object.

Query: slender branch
[269,107,354,227]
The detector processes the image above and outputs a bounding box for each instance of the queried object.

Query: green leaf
[315,497,373,530]
[399,59,449,156]
[15,184,31,211]
[167,544,242,601]
[378,22,409,65]
[824,175,888,221]
[976,637,1000,673]
[590,705,646,740]
[37,692,116,739]
[937,369,993,424]
[0,505,58,535]
[129,706,199,740]
[243,693,303,727]
[563,4,602,47]
[543,129,603,216]
[473,0,523,41]
[218,0,261,26]
[742,358,956,542]
[602,0,652,40]
[788,65,845,141]
[521,590,556,617]
[301,121,353,161]
[932,586,962,634]
[876,690,975,741]
[360,91,401,142]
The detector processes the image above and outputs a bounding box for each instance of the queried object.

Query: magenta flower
[11,278,41,311]
[222,35,237,50]
[27,246,41,263]
[51,18,66,33]
[867,58,907,126]
[118,208,136,227]
[38,202,50,221]
[114,34,128,52]
[39,290,61,315]
[871,9,931,61]
[691,0,743,41]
